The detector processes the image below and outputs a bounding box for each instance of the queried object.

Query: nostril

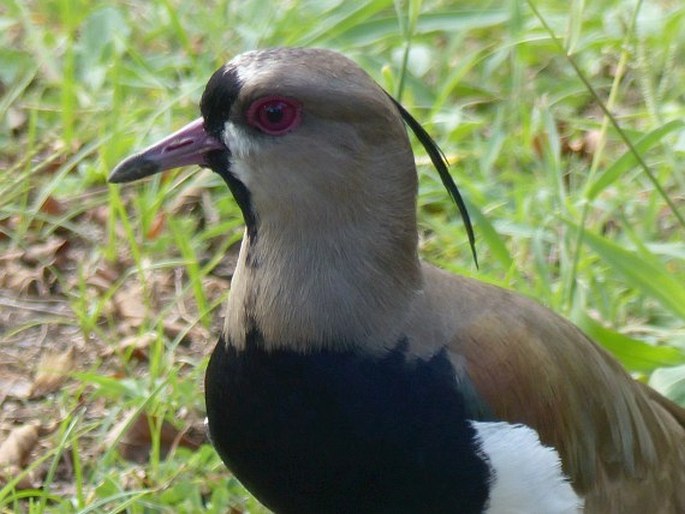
[165,138,194,153]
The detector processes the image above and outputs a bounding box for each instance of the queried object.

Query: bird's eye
[246,96,302,136]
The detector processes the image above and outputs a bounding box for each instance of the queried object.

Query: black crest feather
[388,95,478,268]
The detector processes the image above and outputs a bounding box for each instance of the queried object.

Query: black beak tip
[108,154,160,184]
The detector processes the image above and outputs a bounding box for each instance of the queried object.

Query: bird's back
[414,264,685,513]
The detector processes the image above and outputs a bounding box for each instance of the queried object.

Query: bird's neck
[222,214,422,353]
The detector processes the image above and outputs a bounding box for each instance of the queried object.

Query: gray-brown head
[112,48,417,246]
[111,48,463,350]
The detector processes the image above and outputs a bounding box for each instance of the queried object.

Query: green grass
[1,0,685,512]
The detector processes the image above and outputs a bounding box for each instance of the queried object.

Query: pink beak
[108,118,225,183]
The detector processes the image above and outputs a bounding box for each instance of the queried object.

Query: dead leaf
[103,332,156,362]
[6,263,48,296]
[87,204,110,227]
[163,319,210,346]
[108,411,204,464]
[30,346,75,398]
[0,423,40,490]
[145,212,166,241]
[169,185,203,215]
[21,237,69,267]
[112,282,147,327]
[0,237,71,296]
[0,370,33,402]
[87,264,120,292]
[0,424,39,468]
[39,196,64,216]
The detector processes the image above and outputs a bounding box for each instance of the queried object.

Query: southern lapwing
[109,47,685,514]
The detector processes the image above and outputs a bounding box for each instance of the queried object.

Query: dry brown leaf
[145,211,166,241]
[107,411,204,464]
[103,332,156,361]
[0,370,33,401]
[112,283,147,327]
[30,346,75,398]
[39,195,64,216]
[87,204,139,255]
[0,467,36,490]
[163,319,210,346]
[203,274,232,297]
[87,204,110,227]
[169,185,203,214]
[0,423,39,467]
[86,264,120,292]
[9,236,71,295]
[0,259,36,293]
[0,423,40,490]
[21,237,69,266]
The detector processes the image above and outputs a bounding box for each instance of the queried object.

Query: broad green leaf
[649,364,685,405]
[572,311,685,374]
[577,227,685,320]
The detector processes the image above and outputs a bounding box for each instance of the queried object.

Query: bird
[109,48,685,513]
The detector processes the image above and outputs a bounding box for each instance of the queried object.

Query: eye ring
[246,96,302,136]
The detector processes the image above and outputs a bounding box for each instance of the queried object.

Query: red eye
[247,96,302,135]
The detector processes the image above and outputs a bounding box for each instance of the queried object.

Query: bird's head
[110,48,419,245]
[110,47,475,348]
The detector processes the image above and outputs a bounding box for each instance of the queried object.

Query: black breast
[205,332,492,514]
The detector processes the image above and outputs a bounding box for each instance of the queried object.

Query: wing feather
[414,264,685,512]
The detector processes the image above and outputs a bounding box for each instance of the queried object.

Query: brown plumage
[428,267,685,512]
[110,48,685,513]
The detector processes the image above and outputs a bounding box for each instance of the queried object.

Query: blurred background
[1,0,684,512]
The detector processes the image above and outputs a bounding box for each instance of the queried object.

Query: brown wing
[427,269,685,513]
